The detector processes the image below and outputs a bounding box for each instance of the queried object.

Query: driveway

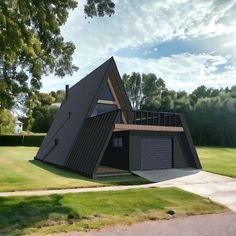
[133,169,236,212]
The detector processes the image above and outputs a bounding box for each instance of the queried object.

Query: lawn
[0,187,226,235]
[197,147,236,178]
[0,146,235,192]
[0,146,150,192]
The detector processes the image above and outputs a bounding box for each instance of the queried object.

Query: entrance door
[141,138,172,170]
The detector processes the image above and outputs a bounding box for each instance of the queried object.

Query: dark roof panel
[35,57,114,165]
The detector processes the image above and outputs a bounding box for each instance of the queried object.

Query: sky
[41,0,236,93]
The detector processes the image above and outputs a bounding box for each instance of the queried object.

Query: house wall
[101,131,129,170]
[101,129,199,171]
[129,130,194,171]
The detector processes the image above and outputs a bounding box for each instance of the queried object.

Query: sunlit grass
[0,188,226,235]
[197,147,236,178]
[0,146,150,192]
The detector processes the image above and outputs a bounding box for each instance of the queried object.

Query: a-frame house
[35,57,201,178]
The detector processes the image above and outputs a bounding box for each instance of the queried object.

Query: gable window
[99,82,115,101]
[112,137,123,147]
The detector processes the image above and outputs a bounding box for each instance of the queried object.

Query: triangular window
[99,82,114,101]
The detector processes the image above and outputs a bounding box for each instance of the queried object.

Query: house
[15,118,23,134]
[35,57,201,178]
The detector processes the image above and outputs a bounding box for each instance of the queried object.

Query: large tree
[122,73,142,109]
[0,0,115,110]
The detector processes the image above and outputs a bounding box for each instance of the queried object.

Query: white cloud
[41,0,236,92]
[115,53,236,92]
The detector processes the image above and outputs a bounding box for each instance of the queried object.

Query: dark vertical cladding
[179,114,202,169]
[64,111,118,177]
[65,85,69,100]
[35,58,114,165]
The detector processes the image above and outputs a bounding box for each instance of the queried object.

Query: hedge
[0,135,45,147]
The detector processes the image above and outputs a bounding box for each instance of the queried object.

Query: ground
[0,146,235,192]
[0,146,235,235]
[0,187,226,235]
[198,147,236,178]
[0,146,150,192]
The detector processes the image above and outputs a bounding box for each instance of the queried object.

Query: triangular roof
[35,57,131,176]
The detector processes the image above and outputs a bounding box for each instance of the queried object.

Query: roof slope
[36,58,113,165]
[35,57,131,169]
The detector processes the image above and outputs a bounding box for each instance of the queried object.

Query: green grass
[0,146,235,192]
[0,146,150,192]
[197,147,236,178]
[0,187,226,235]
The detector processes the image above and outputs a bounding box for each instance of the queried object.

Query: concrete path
[1,169,235,212]
[133,169,236,212]
[50,212,236,236]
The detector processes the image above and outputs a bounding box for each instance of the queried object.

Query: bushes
[0,135,45,147]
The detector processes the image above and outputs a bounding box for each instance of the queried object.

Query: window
[99,82,115,101]
[112,137,123,147]
[91,103,117,117]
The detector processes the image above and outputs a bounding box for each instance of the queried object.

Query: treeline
[0,90,64,134]
[23,90,65,133]
[122,73,236,147]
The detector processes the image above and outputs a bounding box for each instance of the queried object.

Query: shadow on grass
[30,160,152,186]
[30,159,92,180]
[0,194,78,235]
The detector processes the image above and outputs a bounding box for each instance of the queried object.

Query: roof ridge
[69,57,113,91]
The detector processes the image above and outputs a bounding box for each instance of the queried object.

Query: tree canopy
[0,0,115,110]
[123,72,236,147]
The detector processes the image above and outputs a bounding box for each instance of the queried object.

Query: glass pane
[99,82,114,101]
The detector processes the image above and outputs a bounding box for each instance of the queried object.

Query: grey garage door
[141,138,172,170]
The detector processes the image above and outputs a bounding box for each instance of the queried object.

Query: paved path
[50,212,236,236]
[133,169,236,212]
[1,169,236,212]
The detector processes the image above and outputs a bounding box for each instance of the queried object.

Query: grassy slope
[197,147,236,178]
[0,187,226,235]
[0,147,150,192]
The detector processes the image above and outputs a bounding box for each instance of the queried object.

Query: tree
[190,85,209,105]
[50,90,65,103]
[141,74,165,109]
[25,92,56,132]
[231,85,236,98]
[0,109,15,134]
[122,73,142,109]
[0,0,115,110]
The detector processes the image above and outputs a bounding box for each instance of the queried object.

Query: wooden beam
[97,99,117,105]
[108,77,127,123]
[114,124,184,132]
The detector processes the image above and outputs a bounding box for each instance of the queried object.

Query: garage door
[141,138,172,170]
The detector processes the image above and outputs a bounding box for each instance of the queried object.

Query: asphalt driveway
[133,169,236,212]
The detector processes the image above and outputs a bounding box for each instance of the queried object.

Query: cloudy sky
[41,0,236,93]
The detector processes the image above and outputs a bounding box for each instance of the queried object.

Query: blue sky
[41,0,236,93]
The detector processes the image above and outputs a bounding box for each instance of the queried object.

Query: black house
[35,57,201,178]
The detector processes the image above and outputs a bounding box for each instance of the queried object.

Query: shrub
[0,135,45,147]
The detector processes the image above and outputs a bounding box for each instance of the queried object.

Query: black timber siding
[129,130,198,171]
[101,131,129,170]
[64,111,118,177]
[179,114,202,168]
[35,58,114,165]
